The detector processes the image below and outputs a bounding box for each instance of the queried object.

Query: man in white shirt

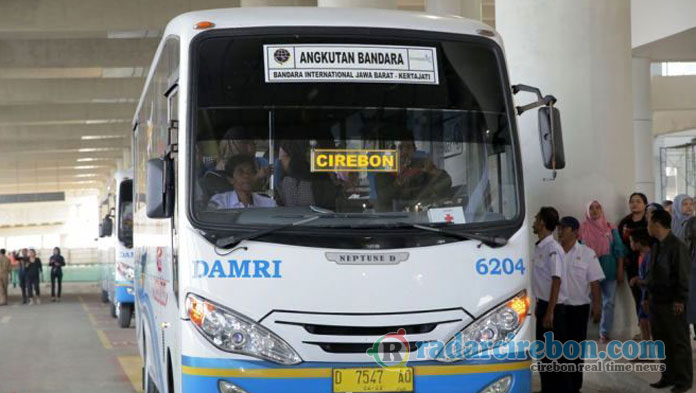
[209,155,277,209]
[532,206,566,393]
[558,216,604,393]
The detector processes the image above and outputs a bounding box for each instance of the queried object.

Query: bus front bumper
[114,283,135,303]
[181,356,532,393]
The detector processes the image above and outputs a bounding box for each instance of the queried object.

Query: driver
[208,155,276,209]
[375,139,452,211]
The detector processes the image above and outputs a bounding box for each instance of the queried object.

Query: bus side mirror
[146,158,175,219]
[538,106,565,170]
[101,217,113,237]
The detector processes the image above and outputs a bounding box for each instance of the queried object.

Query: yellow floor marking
[97,329,113,350]
[79,296,100,327]
[78,296,89,313]
[118,355,144,392]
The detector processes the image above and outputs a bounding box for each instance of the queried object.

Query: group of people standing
[0,247,66,306]
[533,192,695,393]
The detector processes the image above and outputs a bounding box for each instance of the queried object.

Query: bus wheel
[111,301,117,318]
[118,303,133,328]
[101,290,109,303]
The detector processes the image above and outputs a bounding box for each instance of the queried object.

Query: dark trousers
[565,304,590,393]
[51,270,63,298]
[650,301,693,389]
[627,265,642,314]
[535,300,569,393]
[26,273,39,298]
[18,270,27,302]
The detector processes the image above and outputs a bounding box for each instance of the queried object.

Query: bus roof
[167,7,499,42]
[133,7,503,127]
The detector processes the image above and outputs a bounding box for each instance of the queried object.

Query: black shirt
[25,257,43,277]
[647,232,691,303]
[618,214,648,278]
[49,255,65,272]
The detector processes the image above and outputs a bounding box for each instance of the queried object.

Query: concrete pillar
[317,0,397,8]
[425,0,482,20]
[241,0,316,5]
[632,57,655,201]
[496,0,634,222]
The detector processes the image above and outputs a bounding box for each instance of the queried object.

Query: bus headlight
[439,291,529,361]
[186,293,302,365]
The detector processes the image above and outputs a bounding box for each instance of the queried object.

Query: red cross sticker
[444,213,454,223]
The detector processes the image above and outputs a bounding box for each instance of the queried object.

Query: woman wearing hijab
[580,200,628,342]
[672,194,694,241]
[617,193,648,316]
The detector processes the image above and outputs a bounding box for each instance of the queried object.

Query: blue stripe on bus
[181,367,531,393]
[180,354,530,369]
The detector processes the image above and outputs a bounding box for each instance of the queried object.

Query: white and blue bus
[98,169,136,328]
[133,8,564,393]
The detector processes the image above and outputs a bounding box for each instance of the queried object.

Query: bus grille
[262,309,472,360]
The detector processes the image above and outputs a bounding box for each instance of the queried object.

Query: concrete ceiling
[633,27,696,62]
[0,0,242,194]
[635,26,696,137]
[0,0,437,195]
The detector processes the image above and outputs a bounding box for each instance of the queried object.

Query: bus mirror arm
[511,84,557,116]
[512,84,565,179]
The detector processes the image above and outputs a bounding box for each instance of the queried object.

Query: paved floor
[1,283,696,393]
[0,283,142,393]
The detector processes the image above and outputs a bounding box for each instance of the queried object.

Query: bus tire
[167,350,174,393]
[101,290,109,303]
[118,303,133,328]
[111,301,117,318]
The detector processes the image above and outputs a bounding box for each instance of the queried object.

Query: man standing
[646,209,693,393]
[532,206,567,392]
[557,216,604,393]
[0,249,10,305]
[17,248,29,304]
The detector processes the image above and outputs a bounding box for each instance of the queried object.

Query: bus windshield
[190,31,520,230]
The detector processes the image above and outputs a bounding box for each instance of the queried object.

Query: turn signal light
[508,293,530,323]
[186,295,214,326]
[194,21,215,30]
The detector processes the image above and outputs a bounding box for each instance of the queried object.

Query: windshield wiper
[215,212,506,249]
[404,223,508,247]
[216,215,322,249]
[215,211,409,249]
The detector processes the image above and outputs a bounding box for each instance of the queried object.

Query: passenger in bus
[374,140,451,211]
[208,155,277,209]
[277,140,339,209]
[216,127,271,189]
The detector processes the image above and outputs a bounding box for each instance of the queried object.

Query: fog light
[219,380,248,393]
[479,375,512,393]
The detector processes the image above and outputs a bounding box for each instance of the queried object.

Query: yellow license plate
[332,367,414,392]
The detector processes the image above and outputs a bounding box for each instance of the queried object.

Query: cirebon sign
[311,149,398,172]
[264,44,439,85]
